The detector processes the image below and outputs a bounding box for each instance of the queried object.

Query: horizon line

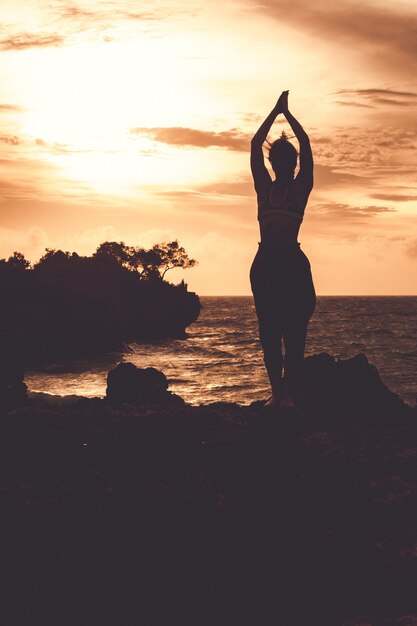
[198,294,417,297]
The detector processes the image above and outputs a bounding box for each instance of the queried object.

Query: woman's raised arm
[250,97,283,194]
[280,91,313,189]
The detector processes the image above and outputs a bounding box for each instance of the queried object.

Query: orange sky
[0,0,416,294]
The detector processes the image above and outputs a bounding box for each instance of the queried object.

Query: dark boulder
[106,361,184,407]
[0,360,27,410]
[300,352,407,420]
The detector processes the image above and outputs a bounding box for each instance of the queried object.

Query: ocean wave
[165,377,191,385]
[25,296,417,406]
[396,350,417,358]
[204,383,250,392]
[28,391,93,405]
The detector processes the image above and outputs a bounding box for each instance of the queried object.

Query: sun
[16,35,214,193]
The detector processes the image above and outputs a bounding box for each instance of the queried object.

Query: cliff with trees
[0,240,200,363]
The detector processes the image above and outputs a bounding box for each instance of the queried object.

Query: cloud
[338,89,417,98]
[334,88,417,108]
[0,155,61,201]
[133,228,176,248]
[313,164,368,189]
[407,239,417,258]
[26,226,49,251]
[310,127,417,172]
[369,193,417,202]
[51,1,192,38]
[55,5,98,20]
[155,165,375,216]
[0,134,21,145]
[252,0,417,75]
[152,184,255,227]
[309,201,395,222]
[159,167,367,200]
[131,127,250,151]
[197,179,253,196]
[34,137,96,155]
[0,104,23,112]
[0,32,64,51]
[64,225,118,253]
[335,101,375,109]
[0,226,48,262]
[54,3,160,30]
[302,201,399,243]
[56,3,165,22]
[63,226,192,260]
[0,153,96,203]
[190,231,237,260]
[183,170,367,199]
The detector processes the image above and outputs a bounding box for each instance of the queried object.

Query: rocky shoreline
[1,354,417,625]
[0,250,201,364]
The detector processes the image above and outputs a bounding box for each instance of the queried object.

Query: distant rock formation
[0,255,201,364]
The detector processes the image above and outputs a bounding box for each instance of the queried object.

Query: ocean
[25,296,417,407]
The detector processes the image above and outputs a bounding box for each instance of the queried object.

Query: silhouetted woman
[250,90,316,408]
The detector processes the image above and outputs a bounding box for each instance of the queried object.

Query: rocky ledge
[1,353,417,625]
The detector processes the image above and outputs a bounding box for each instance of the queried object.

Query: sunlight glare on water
[25,296,417,406]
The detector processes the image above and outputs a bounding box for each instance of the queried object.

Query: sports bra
[257,182,304,223]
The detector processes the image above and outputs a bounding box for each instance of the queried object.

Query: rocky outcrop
[0,259,201,364]
[299,352,407,419]
[106,361,185,407]
[1,354,416,625]
[0,359,27,410]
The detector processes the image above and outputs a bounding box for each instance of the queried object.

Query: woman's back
[257,178,310,245]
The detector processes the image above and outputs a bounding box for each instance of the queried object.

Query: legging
[250,242,316,377]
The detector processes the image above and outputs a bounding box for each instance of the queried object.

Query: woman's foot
[264,394,281,410]
[279,376,296,409]
[279,394,296,409]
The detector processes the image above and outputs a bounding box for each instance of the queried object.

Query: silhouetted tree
[92,240,197,280]
[149,241,197,279]
[94,242,130,267]
[7,252,31,270]
[34,249,79,271]
[132,248,164,279]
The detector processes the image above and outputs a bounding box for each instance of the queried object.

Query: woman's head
[267,131,298,178]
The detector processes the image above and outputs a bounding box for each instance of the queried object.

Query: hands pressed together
[275,90,289,114]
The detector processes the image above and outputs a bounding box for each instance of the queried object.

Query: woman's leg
[258,312,284,405]
[281,320,308,407]
[280,249,316,407]
[250,248,284,405]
